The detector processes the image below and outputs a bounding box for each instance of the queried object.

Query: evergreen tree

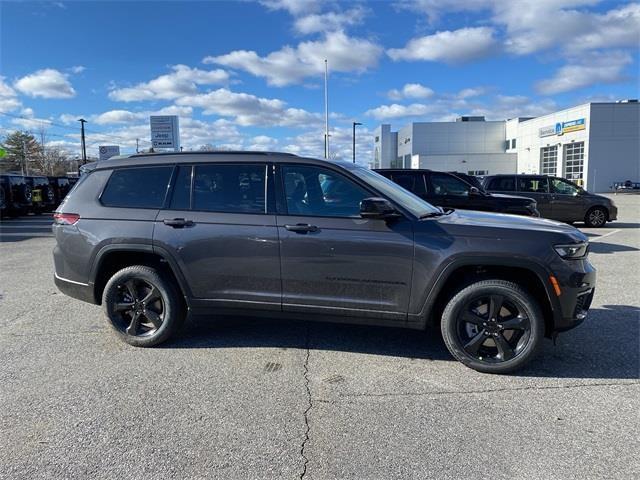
[0,131,41,173]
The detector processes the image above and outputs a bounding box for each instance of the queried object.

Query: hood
[489,193,536,204]
[436,209,587,242]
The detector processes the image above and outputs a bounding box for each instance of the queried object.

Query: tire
[102,265,184,347]
[440,279,544,374]
[584,207,607,228]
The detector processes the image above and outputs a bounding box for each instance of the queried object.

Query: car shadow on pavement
[163,304,639,379]
[588,241,639,254]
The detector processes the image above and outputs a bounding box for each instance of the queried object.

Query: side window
[391,173,415,192]
[430,173,470,196]
[192,164,266,213]
[518,177,549,193]
[487,176,515,191]
[551,178,579,195]
[282,165,370,217]
[169,165,192,209]
[101,166,173,208]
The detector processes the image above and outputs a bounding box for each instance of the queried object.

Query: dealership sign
[552,118,586,136]
[98,145,120,161]
[150,115,180,151]
[539,125,556,137]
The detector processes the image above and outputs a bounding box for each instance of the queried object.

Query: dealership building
[373,101,639,192]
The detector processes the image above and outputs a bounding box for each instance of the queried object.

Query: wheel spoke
[494,333,515,361]
[488,295,504,320]
[114,302,134,313]
[126,312,141,336]
[124,280,139,301]
[141,285,161,304]
[461,310,485,325]
[501,315,528,330]
[143,309,162,329]
[464,331,487,356]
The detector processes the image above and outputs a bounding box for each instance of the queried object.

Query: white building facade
[374,101,639,192]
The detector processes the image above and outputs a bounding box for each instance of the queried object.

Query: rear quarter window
[487,177,516,191]
[101,166,173,209]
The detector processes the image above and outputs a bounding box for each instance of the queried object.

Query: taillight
[53,212,80,225]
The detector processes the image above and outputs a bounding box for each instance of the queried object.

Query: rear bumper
[54,273,96,305]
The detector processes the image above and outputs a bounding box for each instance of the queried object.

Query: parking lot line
[589,229,621,242]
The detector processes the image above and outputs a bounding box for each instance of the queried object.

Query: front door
[277,164,414,321]
[154,163,281,310]
[549,177,584,221]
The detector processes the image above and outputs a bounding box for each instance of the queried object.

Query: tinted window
[551,178,579,195]
[518,176,549,193]
[391,173,415,192]
[282,165,369,217]
[487,176,516,191]
[170,165,192,209]
[193,164,266,213]
[101,166,172,208]
[430,173,470,196]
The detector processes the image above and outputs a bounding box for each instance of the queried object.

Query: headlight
[554,242,589,259]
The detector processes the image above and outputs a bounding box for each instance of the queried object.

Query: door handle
[163,218,194,228]
[284,223,319,234]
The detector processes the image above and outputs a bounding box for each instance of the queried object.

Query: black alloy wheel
[441,279,544,374]
[585,207,607,228]
[103,265,183,347]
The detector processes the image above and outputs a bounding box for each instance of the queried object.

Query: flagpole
[324,59,329,159]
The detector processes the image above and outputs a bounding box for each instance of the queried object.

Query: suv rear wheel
[102,265,183,347]
[584,206,607,228]
[440,279,544,374]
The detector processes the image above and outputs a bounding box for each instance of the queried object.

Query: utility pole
[78,118,87,165]
[136,138,139,153]
[352,122,362,164]
[324,59,329,159]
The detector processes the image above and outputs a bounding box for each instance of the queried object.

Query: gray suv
[483,174,617,227]
[53,152,596,373]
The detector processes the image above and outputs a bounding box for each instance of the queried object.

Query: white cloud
[365,103,435,120]
[204,31,382,86]
[0,77,21,111]
[108,65,229,102]
[294,7,367,34]
[387,83,434,100]
[456,87,486,99]
[388,27,498,63]
[395,0,493,23]
[536,51,633,95]
[14,68,76,98]
[70,65,86,74]
[91,105,194,125]
[260,0,321,16]
[176,88,321,127]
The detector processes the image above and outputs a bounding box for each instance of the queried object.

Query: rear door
[153,162,281,310]
[427,172,481,211]
[516,176,552,218]
[276,163,414,320]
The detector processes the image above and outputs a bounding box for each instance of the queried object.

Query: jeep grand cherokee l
[375,169,539,217]
[53,152,595,374]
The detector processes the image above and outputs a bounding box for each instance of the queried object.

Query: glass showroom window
[563,142,585,183]
[540,146,558,176]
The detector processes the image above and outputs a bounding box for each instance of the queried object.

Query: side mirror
[469,186,480,195]
[360,197,399,219]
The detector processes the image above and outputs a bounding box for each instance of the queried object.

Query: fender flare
[89,243,193,306]
[415,255,562,327]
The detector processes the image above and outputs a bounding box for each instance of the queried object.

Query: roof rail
[126,150,299,159]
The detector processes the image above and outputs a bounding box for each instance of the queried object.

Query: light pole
[352,122,362,164]
[78,118,87,165]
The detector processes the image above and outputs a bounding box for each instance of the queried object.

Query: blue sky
[1,0,638,162]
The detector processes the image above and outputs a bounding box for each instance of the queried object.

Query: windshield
[350,166,441,217]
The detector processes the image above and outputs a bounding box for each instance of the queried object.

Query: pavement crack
[299,324,312,480]
[340,381,640,400]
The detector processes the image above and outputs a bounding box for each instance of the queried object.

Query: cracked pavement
[1,194,639,479]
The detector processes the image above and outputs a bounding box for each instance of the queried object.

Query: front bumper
[552,259,596,332]
[608,204,618,221]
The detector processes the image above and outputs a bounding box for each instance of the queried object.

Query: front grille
[573,289,594,319]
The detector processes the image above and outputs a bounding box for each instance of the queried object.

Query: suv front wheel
[441,279,544,374]
[103,265,183,347]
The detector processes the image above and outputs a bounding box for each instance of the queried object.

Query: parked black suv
[0,174,32,217]
[47,176,73,205]
[483,174,617,227]
[53,152,596,373]
[25,175,57,214]
[375,169,539,217]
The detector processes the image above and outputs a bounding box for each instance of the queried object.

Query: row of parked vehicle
[0,173,77,218]
[375,169,617,227]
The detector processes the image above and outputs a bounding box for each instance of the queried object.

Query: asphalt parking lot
[1,194,638,480]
